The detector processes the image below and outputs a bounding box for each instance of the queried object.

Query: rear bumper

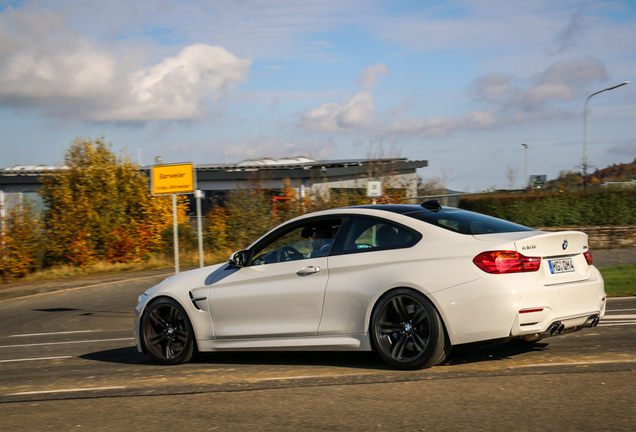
[509,267,606,337]
[434,266,606,345]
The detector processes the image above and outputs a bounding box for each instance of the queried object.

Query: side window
[338,217,418,253]
[251,219,342,265]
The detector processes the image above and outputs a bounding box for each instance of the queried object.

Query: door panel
[207,257,329,338]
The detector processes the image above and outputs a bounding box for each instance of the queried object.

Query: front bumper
[134,293,149,353]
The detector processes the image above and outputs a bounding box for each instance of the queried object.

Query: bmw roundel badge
[562,240,568,250]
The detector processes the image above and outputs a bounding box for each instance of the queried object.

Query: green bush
[459,189,636,227]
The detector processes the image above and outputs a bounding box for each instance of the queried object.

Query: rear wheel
[371,289,450,370]
[141,298,195,365]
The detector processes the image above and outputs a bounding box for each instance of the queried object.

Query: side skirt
[197,334,372,352]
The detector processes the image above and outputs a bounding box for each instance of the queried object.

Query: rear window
[405,209,535,235]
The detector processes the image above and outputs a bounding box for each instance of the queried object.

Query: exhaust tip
[585,315,600,327]
[557,324,565,334]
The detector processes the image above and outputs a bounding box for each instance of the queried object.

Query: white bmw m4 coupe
[135,201,606,370]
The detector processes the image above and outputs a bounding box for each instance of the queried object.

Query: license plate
[548,258,575,274]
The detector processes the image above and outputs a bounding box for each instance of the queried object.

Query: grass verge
[599,264,636,297]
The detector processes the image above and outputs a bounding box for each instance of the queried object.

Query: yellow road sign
[151,163,195,196]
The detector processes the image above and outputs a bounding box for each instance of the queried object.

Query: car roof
[345,204,445,214]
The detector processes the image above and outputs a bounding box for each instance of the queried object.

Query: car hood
[148,262,230,295]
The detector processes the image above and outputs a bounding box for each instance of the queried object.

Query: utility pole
[521,143,529,189]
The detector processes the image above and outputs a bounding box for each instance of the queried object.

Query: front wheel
[371,289,450,370]
[140,298,195,365]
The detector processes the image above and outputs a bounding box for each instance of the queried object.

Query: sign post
[367,180,382,205]
[195,189,204,268]
[151,163,196,274]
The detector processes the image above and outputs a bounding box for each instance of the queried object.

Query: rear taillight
[473,251,541,274]
[584,249,593,265]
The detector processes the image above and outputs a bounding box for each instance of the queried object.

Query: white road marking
[9,330,95,338]
[512,359,636,368]
[0,356,72,363]
[599,313,636,327]
[255,373,372,381]
[598,323,636,327]
[6,386,126,396]
[0,337,134,349]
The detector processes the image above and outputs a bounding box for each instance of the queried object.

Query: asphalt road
[0,267,635,431]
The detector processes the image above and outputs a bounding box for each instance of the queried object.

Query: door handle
[297,266,321,276]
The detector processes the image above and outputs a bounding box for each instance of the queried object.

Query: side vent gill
[189,291,207,310]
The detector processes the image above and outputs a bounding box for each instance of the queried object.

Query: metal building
[0,157,427,213]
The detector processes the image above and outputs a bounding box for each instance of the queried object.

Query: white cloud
[0,8,250,122]
[389,110,499,136]
[522,57,608,106]
[94,44,250,121]
[470,58,608,111]
[386,58,608,137]
[218,136,331,161]
[607,141,636,158]
[0,8,123,101]
[356,63,389,89]
[298,58,609,138]
[298,92,377,133]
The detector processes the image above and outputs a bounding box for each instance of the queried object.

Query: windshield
[405,209,535,235]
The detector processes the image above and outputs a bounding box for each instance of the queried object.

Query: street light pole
[521,143,529,189]
[583,81,629,188]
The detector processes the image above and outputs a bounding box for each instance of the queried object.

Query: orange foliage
[39,137,182,267]
[0,203,41,280]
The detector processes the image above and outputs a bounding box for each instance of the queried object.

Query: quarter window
[337,217,419,253]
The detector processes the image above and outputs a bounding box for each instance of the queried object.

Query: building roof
[1,157,427,177]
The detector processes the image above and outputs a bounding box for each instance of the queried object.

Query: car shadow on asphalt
[81,346,392,369]
[441,339,549,367]
[81,339,549,370]
[81,346,153,365]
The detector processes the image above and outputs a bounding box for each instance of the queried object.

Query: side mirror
[229,249,252,268]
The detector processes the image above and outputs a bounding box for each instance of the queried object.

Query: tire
[140,297,195,365]
[371,289,450,370]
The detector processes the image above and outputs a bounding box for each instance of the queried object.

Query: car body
[134,202,606,370]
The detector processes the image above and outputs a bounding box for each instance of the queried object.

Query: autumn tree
[39,137,182,267]
[204,203,230,254]
[223,178,281,250]
[0,202,41,280]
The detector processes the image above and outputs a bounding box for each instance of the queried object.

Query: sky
[0,0,635,191]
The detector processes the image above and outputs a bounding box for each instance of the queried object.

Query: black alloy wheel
[141,298,195,365]
[371,289,450,370]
